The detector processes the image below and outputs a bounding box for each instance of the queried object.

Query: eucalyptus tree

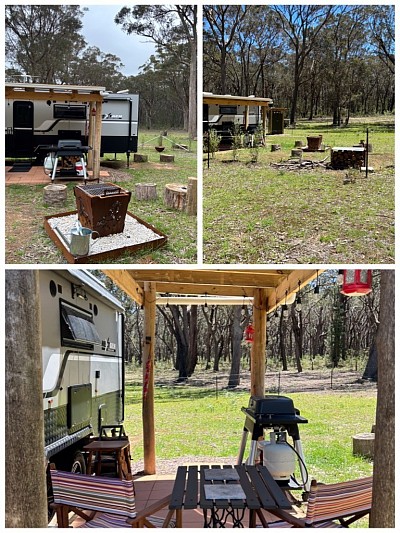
[229,5,285,97]
[203,5,248,94]
[270,5,336,124]
[67,46,125,89]
[5,5,86,83]
[367,4,395,75]
[115,5,197,138]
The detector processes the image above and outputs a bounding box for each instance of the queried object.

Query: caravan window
[219,106,237,115]
[60,301,101,349]
[54,104,87,119]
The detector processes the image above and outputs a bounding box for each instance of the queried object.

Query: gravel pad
[48,212,162,255]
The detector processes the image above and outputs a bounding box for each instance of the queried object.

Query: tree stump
[43,184,67,206]
[271,144,281,152]
[294,140,304,148]
[186,176,197,216]
[135,183,157,201]
[164,183,187,210]
[134,154,148,163]
[352,433,375,459]
[160,154,175,163]
[291,149,303,158]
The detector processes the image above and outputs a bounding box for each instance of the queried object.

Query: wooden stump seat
[164,183,187,210]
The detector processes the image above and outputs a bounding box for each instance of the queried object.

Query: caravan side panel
[39,270,124,459]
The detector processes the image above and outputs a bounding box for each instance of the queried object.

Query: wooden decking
[6,165,110,185]
[50,472,286,528]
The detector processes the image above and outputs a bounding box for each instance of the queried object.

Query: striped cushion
[306,476,372,525]
[50,470,136,519]
[77,513,176,528]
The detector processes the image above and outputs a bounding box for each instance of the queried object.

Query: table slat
[169,466,187,510]
[236,465,262,510]
[184,466,199,509]
[257,465,292,509]
[246,465,277,509]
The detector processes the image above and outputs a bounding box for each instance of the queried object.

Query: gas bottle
[258,432,296,481]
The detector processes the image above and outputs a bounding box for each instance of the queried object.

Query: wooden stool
[84,439,132,479]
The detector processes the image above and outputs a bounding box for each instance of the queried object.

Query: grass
[5,130,197,264]
[124,364,376,527]
[123,382,375,485]
[203,116,394,264]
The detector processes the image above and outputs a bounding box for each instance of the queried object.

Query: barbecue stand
[45,139,91,182]
[74,183,132,237]
[237,395,310,492]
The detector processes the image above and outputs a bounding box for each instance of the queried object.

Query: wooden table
[168,464,298,528]
[83,439,131,479]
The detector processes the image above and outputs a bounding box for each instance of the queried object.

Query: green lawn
[123,384,375,484]
[6,131,197,264]
[203,117,394,264]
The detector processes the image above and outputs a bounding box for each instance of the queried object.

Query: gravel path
[131,456,238,476]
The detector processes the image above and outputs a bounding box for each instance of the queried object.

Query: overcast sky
[82,5,156,76]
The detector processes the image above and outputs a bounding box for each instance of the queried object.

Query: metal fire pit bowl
[74,182,132,237]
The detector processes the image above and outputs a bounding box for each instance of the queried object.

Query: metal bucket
[70,227,99,257]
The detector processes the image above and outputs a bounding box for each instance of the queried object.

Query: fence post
[278,372,281,395]
[215,375,218,398]
[331,368,334,389]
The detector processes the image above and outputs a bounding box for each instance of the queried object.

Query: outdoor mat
[9,162,32,172]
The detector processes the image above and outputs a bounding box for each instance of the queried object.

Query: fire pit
[74,182,131,237]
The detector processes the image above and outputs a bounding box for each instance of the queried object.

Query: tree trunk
[291,305,303,373]
[187,306,198,376]
[362,342,378,381]
[228,306,242,388]
[279,310,288,371]
[370,270,395,527]
[188,37,197,139]
[5,270,48,527]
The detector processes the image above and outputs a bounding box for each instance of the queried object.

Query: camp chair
[49,464,176,528]
[266,476,373,528]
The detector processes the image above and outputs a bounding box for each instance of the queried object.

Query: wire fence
[126,368,377,401]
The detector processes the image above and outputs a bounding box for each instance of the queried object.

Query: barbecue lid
[242,395,308,424]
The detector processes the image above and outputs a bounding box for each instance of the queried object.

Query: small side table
[83,439,131,479]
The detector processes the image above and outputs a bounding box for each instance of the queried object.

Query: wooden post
[143,281,156,475]
[5,271,47,527]
[87,102,96,170]
[244,106,249,132]
[261,107,267,141]
[186,176,197,216]
[93,100,102,180]
[251,288,267,398]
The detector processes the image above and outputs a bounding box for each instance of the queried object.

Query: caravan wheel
[71,451,86,474]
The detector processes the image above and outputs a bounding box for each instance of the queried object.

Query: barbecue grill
[237,395,310,491]
[74,182,132,237]
[47,139,91,182]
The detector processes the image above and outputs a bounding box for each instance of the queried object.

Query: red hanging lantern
[244,323,255,343]
[340,269,372,296]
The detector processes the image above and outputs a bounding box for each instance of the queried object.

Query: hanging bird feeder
[244,323,255,343]
[340,269,372,296]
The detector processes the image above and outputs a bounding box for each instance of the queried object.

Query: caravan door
[13,101,34,157]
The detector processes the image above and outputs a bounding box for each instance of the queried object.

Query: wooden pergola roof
[103,268,322,311]
[203,93,273,107]
[5,82,105,178]
[103,268,323,474]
